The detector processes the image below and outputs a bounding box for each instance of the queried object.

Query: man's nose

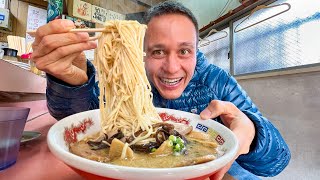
[164,53,180,74]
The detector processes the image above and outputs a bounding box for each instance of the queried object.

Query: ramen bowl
[47,108,238,180]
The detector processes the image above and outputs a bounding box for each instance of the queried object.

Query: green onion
[169,135,176,142]
[167,135,186,155]
[176,137,184,144]
[174,141,182,152]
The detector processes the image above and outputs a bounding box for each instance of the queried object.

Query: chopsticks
[7,35,26,56]
[26,42,33,53]
[26,28,108,40]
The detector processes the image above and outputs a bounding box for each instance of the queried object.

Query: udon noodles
[96,20,162,145]
[70,20,219,168]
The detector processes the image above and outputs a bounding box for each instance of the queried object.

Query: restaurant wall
[0,0,45,42]
[174,0,241,29]
[4,0,166,40]
[237,71,320,179]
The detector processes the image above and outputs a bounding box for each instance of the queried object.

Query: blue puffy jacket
[46,51,290,179]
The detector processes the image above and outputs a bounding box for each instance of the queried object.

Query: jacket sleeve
[46,61,100,120]
[220,73,291,177]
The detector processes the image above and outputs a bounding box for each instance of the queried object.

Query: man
[32,1,290,179]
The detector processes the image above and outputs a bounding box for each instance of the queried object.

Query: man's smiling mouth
[160,77,183,86]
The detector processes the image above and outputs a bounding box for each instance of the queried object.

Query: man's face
[144,14,197,100]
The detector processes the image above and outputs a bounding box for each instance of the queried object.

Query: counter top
[0,112,234,180]
[0,59,46,94]
[0,113,84,180]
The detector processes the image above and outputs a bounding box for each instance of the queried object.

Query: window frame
[200,0,320,79]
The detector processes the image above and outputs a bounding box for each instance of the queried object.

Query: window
[199,27,230,73]
[233,0,320,75]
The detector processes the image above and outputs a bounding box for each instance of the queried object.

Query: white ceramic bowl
[47,108,238,180]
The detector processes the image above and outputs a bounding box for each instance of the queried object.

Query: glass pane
[233,0,320,75]
[199,28,230,73]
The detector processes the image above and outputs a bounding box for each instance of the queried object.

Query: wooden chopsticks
[26,28,107,38]
[7,35,26,56]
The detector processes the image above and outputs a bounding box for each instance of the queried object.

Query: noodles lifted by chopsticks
[96,20,161,145]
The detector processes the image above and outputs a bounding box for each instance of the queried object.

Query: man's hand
[31,19,97,85]
[200,100,256,180]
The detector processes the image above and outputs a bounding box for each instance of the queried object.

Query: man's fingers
[33,41,96,69]
[209,159,235,180]
[41,52,80,75]
[62,65,89,85]
[32,32,90,58]
[209,164,230,180]
[200,100,230,119]
[38,52,88,85]
[72,52,88,73]
[32,19,75,47]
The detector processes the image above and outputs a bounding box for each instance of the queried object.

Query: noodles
[96,20,161,145]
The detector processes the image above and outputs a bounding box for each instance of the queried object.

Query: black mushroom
[88,123,190,153]
[154,122,188,145]
[130,141,159,153]
[126,129,145,144]
[87,139,109,150]
[106,130,124,144]
[129,123,188,153]
[87,130,124,150]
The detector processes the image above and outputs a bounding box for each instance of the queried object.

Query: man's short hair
[144,1,199,41]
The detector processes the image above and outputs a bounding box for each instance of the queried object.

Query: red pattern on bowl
[64,118,94,145]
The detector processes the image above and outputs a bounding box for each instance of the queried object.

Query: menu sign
[26,5,47,43]
[62,15,95,37]
[91,5,107,24]
[0,0,8,9]
[72,0,91,21]
[106,10,125,21]
[92,6,125,24]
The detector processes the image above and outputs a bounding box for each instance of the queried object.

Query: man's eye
[151,50,166,58]
[180,49,190,55]
[153,50,164,55]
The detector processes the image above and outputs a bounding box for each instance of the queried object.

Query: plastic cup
[0,107,30,170]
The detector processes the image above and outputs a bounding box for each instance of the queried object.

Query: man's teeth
[161,78,182,85]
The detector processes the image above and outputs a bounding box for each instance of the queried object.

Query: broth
[70,137,217,168]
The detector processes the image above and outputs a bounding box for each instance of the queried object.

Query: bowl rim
[47,108,239,179]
